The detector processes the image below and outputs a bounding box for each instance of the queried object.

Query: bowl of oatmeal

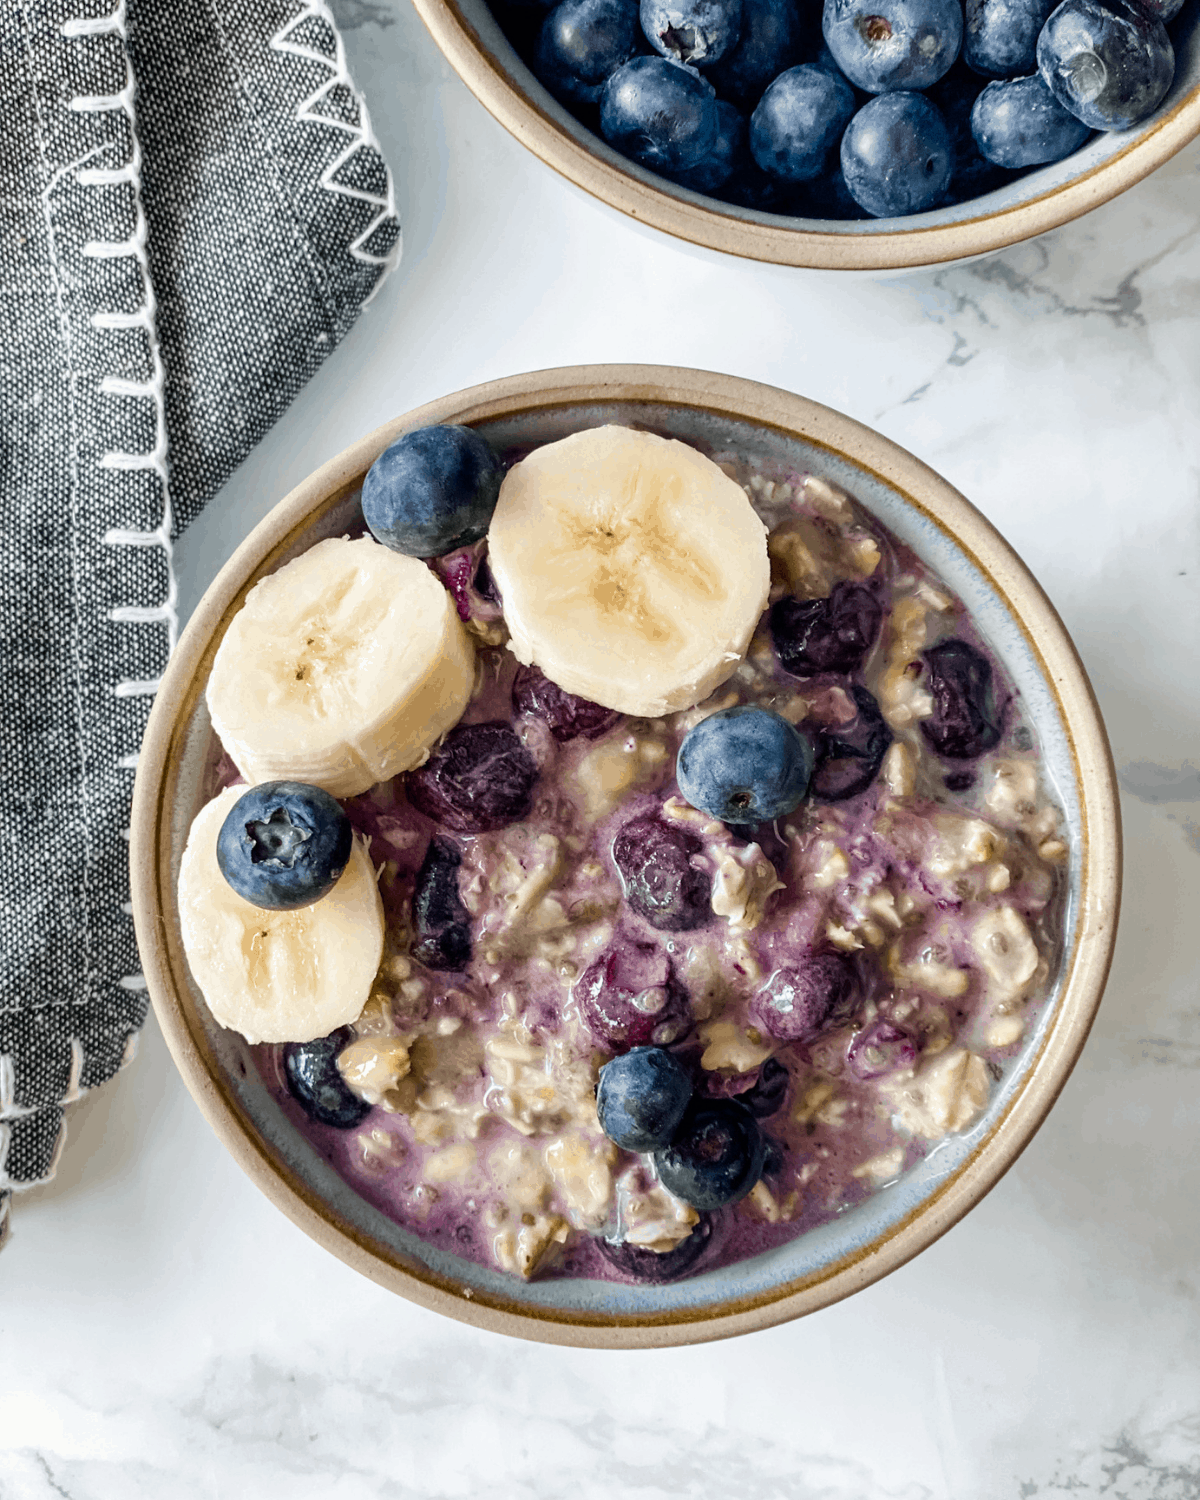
[131,365,1120,1346]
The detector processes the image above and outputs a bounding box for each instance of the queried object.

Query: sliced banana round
[178,786,384,1045]
[207,535,475,798]
[487,426,769,718]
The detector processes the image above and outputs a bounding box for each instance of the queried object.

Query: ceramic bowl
[411,0,1200,270]
[131,366,1120,1346]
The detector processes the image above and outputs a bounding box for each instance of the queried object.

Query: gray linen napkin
[0,0,401,1244]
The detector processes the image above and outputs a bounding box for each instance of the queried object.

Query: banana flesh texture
[178,786,385,1044]
[487,426,770,718]
[207,535,475,798]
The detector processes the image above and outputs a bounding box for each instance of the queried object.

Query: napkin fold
[0,0,401,1245]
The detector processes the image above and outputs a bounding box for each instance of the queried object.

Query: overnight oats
[177,422,1066,1284]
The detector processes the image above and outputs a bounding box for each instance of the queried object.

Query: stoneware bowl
[411,0,1200,270]
[132,366,1121,1347]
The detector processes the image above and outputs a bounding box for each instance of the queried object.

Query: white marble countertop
[6,1,1200,1493]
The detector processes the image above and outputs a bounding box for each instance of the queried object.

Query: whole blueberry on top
[809,684,894,801]
[701,0,806,107]
[770,580,884,676]
[654,1098,767,1209]
[919,638,1003,759]
[971,73,1092,166]
[407,721,539,832]
[600,54,721,171]
[362,424,504,559]
[511,662,621,741]
[677,705,813,825]
[822,0,962,92]
[841,91,954,216]
[749,64,858,182]
[596,1045,694,1149]
[641,0,743,65]
[536,0,642,105]
[963,0,1056,78]
[284,1028,371,1129]
[1036,0,1173,131]
[750,955,857,1041]
[611,813,712,930]
[216,781,352,911]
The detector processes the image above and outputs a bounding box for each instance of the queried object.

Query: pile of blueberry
[490,0,1189,218]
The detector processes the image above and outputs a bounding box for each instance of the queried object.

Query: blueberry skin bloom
[654,1099,767,1210]
[1036,0,1173,131]
[363,424,504,559]
[971,73,1092,164]
[284,1029,371,1129]
[841,92,953,216]
[749,64,857,181]
[677,705,814,825]
[963,0,1056,79]
[536,0,641,105]
[216,781,352,911]
[701,0,806,107]
[822,0,962,93]
[666,99,747,192]
[600,54,721,170]
[641,0,743,65]
[596,1046,694,1150]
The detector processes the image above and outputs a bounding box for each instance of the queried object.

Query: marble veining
[3,0,1199,1493]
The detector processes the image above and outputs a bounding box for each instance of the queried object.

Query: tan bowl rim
[132,364,1121,1347]
[410,0,1200,270]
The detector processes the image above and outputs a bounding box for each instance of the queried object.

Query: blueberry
[362,425,504,559]
[1037,0,1173,130]
[216,781,352,911]
[411,836,472,971]
[750,955,857,1041]
[511,662,621,741]
[770,580,884,676]
[738,1055,790,1116]
[841,92,954,215]
[536,0,642,105]
[677,705,813,825]
[612,814,712,930]
[654,1098,767,1209]
[595,1214,714,1279]
[963,0,1055,77]
[666,99,747,191]
[927,60,1021,199]
[407,722,539,832]
[284,1028,371,1129]
[795,162,872,218]
[641,0,743,64]
[749,64,858,181]
[846,1017,917,1079]
[810,684,894,801]
[600,55,721,171]
[919,638,1003,760]
[822,0,962,92]
[700,0,805,107]
[596,1045,694,1148]
[574,939,691,1047]
[971,72,1092,165]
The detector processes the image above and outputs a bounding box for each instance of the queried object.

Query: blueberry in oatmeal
[575,939,692,1047]
[920,638,1004,759]
[738,1055,790,1116]
[612,812,713,929]
[596,1214,714,1280]
[809,684,893,801]
[216,781,352,910]
[284,1029,372,1129]
[749,955,857,1042]
[677,705,813,824]
[770,579,884,676]
[654,1098,767,1209]
[511,662,621,742]
[640,0,743,65]
[362,424,505,559]
[847,1016,919,1079]
[407,721,539,831]
[411,836,473,971]
[599,54,721,171]
[596,1045,694,1149]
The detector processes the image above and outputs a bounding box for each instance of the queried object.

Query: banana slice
[178,786,384,1044]
[207,535,475,798]
[487,426,769,718]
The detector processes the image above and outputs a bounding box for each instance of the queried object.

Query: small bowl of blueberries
[412,0,1199,266]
